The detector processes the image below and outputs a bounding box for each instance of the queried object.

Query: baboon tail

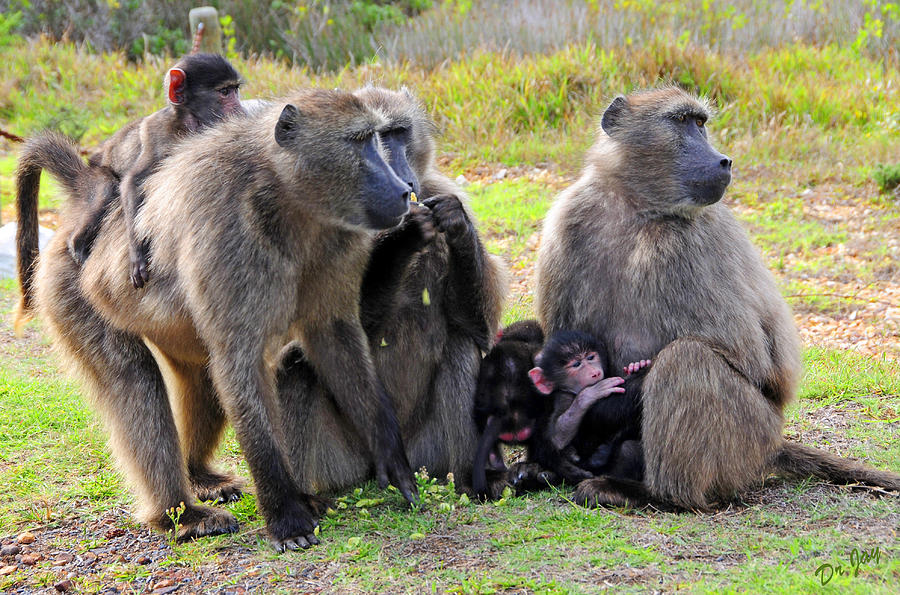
[14,132,87,331]
[773,440,900,491]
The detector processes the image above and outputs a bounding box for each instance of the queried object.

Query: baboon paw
[192,472,245,504]
[376,456,417,505]
[267,499,321,552]
[175,506,239,542]
[421,194,470,240]
[405,202,437,248]
[572,477,632,508]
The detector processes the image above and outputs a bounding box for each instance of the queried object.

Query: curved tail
[14,132,86,332]
[774,440,900,491]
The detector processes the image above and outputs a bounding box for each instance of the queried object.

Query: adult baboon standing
[536,86,900,509]
[17,89,417,549]
[275,87,508,493]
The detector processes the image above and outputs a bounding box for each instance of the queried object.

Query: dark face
[474,342,547,443]
[358,134,412,229]
[378,127,421,198]
[672,113,732,206]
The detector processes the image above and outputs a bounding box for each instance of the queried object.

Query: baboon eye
[696,118,705,128]
[677,114,686,122]
[570,360,581,369]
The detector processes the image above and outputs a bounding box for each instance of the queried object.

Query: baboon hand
[402,202,437,250]
[375,453,418,506]
[129,241,150,289]
[578,376,625,405]
[624,359,651,375]
[421,194,472,244]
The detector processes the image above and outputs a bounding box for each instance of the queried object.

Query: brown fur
[20,89,417,549]
[536,86,899,510]
[275,87,508,494]
[71,53,245,288]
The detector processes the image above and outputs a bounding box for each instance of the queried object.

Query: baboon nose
[720,157,733,169]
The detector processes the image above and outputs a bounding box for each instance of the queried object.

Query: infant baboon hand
[578,376,625,405]
[624,359,651,375]
[421,194,471,242]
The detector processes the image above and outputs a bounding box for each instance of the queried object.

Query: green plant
[873,163,900,193]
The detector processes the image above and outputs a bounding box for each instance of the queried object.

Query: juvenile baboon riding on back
[16,88,419,550]
[536,86,900,509]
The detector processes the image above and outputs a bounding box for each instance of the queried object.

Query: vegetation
[0,1,898,592]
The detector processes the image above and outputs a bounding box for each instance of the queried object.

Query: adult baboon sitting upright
[536,86,900,510]
[275,87,508,493]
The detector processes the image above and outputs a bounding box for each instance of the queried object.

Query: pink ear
[167,67,186,105]
[528,367,554,395]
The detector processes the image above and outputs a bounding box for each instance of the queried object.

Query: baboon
[470,320,548,497]
[275,86,508,495]
[528,330,647,482]
[16,89,417,550]
[69,53,245,288]
[535,86,900,510]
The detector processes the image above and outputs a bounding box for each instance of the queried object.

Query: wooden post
[189,6,223,54]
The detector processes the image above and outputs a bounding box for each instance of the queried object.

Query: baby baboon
[17,89,416,550]
[536,86,900,510]
[470,320,548,498]
[71,53,245,288]
[275,86,508,495]
[529,330,647,482]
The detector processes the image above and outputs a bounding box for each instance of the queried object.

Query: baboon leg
[204,339,322,549]
[158,353,244,504]
[405,338,481,483]
[275,344,368,495]
[573,476,653,508]
[641,338,784,509]
[37,246,237,540]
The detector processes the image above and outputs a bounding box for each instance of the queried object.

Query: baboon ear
[167,67,186,105]
[275,104,301,148]
[600,95,628,135]
[528,367,554,395]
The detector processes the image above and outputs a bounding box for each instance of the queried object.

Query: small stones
[54,579,74,592]
[0,565,17,576]
[16,531,36,545]
[135,554,152,565]
[1,544,21,557]
[53,553,75,566]
[21,553,43,565]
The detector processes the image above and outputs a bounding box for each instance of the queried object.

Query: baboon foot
[573,476,648,509]
[191,468,245,504]
[266,496,322,552]
[508,462,561,494]
[168,505,239,542]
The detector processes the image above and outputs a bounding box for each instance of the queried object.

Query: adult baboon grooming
[536,86,900,510]
[275,86,508,494]
[16,89,417,549]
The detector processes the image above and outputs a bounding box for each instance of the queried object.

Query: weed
[873,163,900,194]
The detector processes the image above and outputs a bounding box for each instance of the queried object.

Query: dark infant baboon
[275,86,508,495]
[70,53,245,288]
[470,320,548,497]
[16,89,418,550]
[536,86,900,510]
[529,330,647,483]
